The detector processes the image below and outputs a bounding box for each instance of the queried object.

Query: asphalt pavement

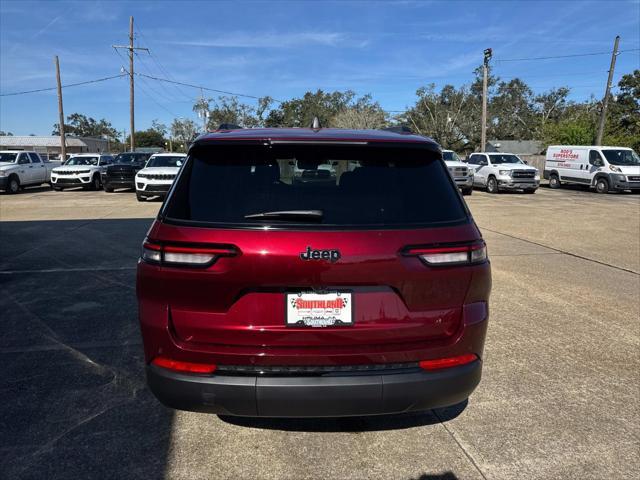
[0,185,638,479]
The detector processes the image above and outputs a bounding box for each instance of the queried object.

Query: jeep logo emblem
[300,246,341,263]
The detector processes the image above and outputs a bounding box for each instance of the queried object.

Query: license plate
[286,292,353,327]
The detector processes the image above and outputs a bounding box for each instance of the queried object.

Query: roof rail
[382,126,413,134]
[217,123,243,130]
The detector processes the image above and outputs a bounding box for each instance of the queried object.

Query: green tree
[150,119,168,137]
[52,113,118,141]
[206,96,259,129]
[170,118,198,151]
[533,87,570,136]
[192,96,273,129]
[401,84,477,151]
[0,131,13,136]
[605,70,640,150]
[127,129,165,149]
[265,90,357,127]
[330,94,387,129]
[542,116,595,145]
[490,79,536,140]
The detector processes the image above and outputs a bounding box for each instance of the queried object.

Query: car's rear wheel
[548,173,561,189]
[486,176,498,194]
[524,189,536,194]
[595,177,609,194]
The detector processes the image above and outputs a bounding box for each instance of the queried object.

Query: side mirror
[288,161,295,166]
[589,159,603,167]
[522,160,529,165]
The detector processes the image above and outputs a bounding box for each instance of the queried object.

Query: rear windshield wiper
[244,210,324,221]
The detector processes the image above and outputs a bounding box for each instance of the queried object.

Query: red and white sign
[286,292,353,327]
[551,149,579,161]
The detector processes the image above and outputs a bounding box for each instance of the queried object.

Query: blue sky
[1,0,639,136]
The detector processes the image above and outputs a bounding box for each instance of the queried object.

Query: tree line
[49,68,639,153]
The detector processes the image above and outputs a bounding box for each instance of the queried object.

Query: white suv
[135,153,186,201]
[467,152,539,194]
[51,153,114,191]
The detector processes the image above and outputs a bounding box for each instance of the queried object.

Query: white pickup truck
[467,152,540,194]
[0,150,61,194]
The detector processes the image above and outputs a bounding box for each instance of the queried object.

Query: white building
[0,135,110,158]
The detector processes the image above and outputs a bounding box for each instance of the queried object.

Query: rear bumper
[146,360,482,417]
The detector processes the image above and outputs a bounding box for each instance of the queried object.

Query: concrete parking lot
[1,186,638,479]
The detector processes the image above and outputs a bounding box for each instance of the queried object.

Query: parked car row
[444,144,639,195]
[2,142,639,198]
[0,150,188,201]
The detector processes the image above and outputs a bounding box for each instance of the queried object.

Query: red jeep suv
[137,127,491,417]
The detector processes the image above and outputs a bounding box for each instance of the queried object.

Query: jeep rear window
[163,144,468,228]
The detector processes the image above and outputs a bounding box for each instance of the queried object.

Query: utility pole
[113,16,148,152]
[596,35,620,146]
[54,56,66,161]
[481,48,492,152]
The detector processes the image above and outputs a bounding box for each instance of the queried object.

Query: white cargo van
[544,146,640,193]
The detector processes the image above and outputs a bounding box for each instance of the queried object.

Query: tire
[89,174,101,191]
[548,173,561,189]
[104,185,114,193]
[136,192,146,202]
[461,187,473,196]
[53,186,63,191]
[486,176,499,194]
[6,175,20,194]
[595,177,609,194]
[524,189,536,194]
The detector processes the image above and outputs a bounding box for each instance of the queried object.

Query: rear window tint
[163,144,468,229]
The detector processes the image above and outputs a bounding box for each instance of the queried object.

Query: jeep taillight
[404,240,487,266]
[142,240,237,267]
[419,353,478,371]
[152,356,217,374]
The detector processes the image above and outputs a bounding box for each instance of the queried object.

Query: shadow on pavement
[409,473,459,480]
[220,399,468,432]
[0,218,174,479]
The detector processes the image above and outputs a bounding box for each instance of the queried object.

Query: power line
[136,72,284,103]
[0,74,126,97]
[495,48,640,63]
[134,25,195,102]
[135,75,181,118]
[133,51,190,104]
[494,70,608,80]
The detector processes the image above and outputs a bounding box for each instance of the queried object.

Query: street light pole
[481,48,492,152]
